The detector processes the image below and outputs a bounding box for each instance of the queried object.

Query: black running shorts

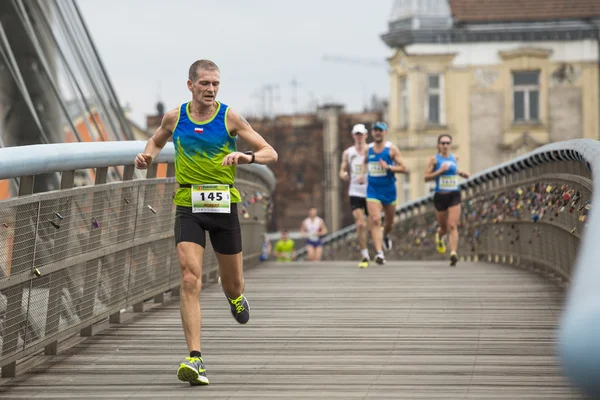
[433,191,461,212]
[174,204,242,255]
[349,196,368,215]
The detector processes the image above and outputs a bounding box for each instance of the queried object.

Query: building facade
[382,0,600,203]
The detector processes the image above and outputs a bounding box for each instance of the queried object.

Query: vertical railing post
[80,168,108,337]
[131,164,157,313]
[109,165,135,324]
[44,171,75,355]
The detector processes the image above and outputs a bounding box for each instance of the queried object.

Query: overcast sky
[78,0,394,127]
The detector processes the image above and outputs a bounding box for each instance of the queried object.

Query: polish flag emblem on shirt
[194,127,204,133]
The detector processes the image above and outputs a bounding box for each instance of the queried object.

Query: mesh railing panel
[0,282,31,360]
[0,169,273,370]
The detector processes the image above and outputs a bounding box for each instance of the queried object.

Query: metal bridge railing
[295,138,600,397]
[0,141,275,378]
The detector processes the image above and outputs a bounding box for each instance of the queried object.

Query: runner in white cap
[339,123,371,268]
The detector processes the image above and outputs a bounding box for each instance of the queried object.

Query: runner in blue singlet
[358,122,409,265]
[424,134,470,266]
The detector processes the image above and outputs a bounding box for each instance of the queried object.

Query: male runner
[134,59,277,386]
[340,123,370,268]
[273,229,295,262]
[358,122,409,265]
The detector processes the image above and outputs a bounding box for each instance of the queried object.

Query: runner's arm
[388,146,409,173]
[300,220,307,237]
[135,108,178,168]
[339,149,350,180]
[273,241,283,257]
[424,156,443,182]
[227,109,278,165]
[358,152,368,183]
[291,240,297,259]
[319,219,328,236]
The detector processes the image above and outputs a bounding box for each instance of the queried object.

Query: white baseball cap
[351,123,368,135]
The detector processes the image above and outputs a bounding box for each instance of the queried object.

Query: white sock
[376,251,384,258]
[361,249,369,259]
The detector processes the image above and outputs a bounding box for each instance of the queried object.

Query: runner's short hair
[189,60,219,81]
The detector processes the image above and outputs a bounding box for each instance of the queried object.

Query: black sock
[190,351,202,359]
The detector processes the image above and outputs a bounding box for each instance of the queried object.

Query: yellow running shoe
[435,232,446,254]
[177,356,209,386]
[358,257,369,268]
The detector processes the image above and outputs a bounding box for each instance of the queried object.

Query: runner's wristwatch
[244,151,255,164]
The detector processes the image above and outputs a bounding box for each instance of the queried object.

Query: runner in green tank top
[273,230,296,262]
[134,59,277,387]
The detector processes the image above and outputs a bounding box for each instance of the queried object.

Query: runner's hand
[378,159,389,170]
[357,174,365,184]
[340,171,350,182]
[134,153,153,169]
[222,152,251,166]
[439,162,450,172]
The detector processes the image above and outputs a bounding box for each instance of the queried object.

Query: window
[399,76,409,129]
[426,74,444,125]
[512,71,540,123]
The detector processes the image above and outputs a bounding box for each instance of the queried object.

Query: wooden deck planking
[0,260,585,399]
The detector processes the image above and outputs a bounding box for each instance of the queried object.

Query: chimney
[146,101,165,136]
[318,103,344,233]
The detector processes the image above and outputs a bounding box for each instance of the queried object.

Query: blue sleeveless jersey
[366,143,396,187]
[172,101,241,207]
[434,153,459,192]
[365,142,397,205]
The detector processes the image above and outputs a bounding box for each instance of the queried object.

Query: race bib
[308,232,319,241]
[368,162,387,177]
[439,175,458,191]
[191,184,230,213]
[353,164,362,175]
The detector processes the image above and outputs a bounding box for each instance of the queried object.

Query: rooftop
[449,0,600,23]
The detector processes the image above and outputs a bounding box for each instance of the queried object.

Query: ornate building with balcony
[382,0,600,202]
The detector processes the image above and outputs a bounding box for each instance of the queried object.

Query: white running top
[345,145,367,198]
[303,216,323,241]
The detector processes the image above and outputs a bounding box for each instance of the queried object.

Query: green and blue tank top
[172,101,241,207]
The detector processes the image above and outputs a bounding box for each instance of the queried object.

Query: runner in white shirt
[340,123,371,268]
[300,207,328,261]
